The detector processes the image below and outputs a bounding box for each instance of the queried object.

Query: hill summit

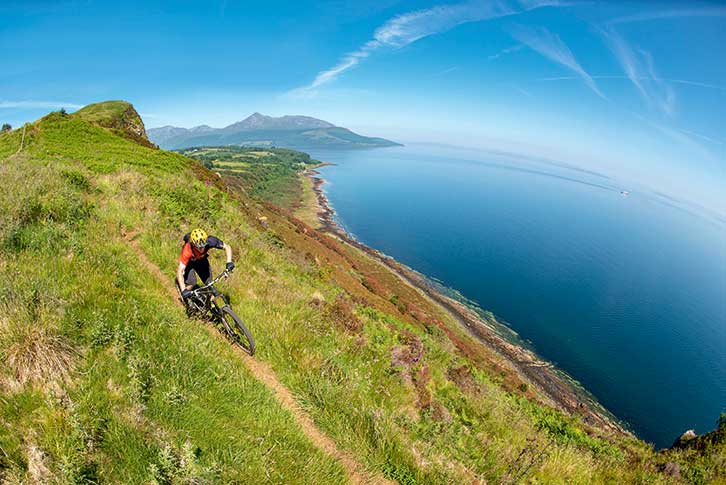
[147,113,401,150]
[73,100,156,148]
[225,112,335,132]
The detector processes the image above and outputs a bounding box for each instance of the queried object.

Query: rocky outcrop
[106,104,156,149]
[670,415,726,451]
[73,101,157,149]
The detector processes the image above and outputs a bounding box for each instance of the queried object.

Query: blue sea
[306,144,726,449]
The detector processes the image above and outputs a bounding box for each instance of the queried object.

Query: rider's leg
[182,264,197,298]
[197,259,220,300]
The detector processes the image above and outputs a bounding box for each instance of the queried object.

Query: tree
[1,123,11,132]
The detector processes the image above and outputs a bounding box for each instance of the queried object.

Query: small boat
[620,190,630,197]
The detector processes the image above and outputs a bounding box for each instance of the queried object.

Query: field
[179,146,319,209]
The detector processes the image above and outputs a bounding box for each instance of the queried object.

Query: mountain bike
[177,269,256,355]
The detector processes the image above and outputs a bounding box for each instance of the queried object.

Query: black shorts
[184,258,212,287]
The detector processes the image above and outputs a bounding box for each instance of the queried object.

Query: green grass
[179,146,318,209]
[0,118,344,483]
[0,102,724,484]
[73,100,131,124]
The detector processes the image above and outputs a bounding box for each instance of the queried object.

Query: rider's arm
[178,243,193,290]
[222,243,233,264]
[177,261,187,290]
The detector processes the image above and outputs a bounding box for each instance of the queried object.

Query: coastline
[302,165,340,234]
[303,167,629,437]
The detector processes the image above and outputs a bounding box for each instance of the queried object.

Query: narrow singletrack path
[123,230,392,485]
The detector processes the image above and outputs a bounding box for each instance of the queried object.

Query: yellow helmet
[190,228,208,248]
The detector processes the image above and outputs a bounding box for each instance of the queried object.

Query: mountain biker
[177,228,234,301]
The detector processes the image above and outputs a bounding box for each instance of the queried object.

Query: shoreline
[303,166,342,235]
[303,167,629,437]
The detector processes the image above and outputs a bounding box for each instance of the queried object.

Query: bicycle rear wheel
[219,306,256,355]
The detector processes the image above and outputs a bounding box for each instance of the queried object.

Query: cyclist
[177,228,234,301]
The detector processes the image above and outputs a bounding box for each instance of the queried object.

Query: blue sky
[2,0,725,214]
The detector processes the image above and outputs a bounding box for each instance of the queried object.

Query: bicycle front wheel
[219,306,256,356]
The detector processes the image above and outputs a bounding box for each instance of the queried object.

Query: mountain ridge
[147,112,401,150]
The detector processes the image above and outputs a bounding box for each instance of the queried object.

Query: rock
[669,416,726,451]
[660,462,681,479]
[671,429,697,449]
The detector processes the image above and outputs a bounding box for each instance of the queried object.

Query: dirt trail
[122,230,391,485]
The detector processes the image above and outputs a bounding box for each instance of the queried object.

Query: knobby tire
[219,306,256,355]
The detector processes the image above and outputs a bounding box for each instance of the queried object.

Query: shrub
[3,322,76,389]
[323,294,363,332]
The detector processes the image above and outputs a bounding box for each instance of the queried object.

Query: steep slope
[148,113,401,150]
[1,102,724,484]
[0,112,348,484]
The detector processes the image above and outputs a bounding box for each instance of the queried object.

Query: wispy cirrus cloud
[676,127,723,146]
[600,6,726,115]
[598,27,675,116]
[0,100,83,109]
[625,110,718,166]
[290,0,563,95]
[645,118,717,163]
[488,43,524,60]
[418,65,460,81]
[511,84,534,98]
[609,6,726,25]
[539,75,726,92]
[538,74,726,91]
[510,24,604,98]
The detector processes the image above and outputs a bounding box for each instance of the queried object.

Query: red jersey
[179,235,224,265]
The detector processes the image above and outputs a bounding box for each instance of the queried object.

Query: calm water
[307,144,726,448]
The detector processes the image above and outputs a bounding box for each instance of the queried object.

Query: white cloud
[510,24,604,98]
[0,100,83,109]
[511,84,534,98]
[291,0,562,94]
[676,127,723,146]
[609,7,726,25]
[629,111,717,164]
[539,75,726,92]
[488,43,525,60]
[665,79,726,92]
[598,27,675,115]
[437,66,459,75]
[649,121,717,163]
[307,40,379,90]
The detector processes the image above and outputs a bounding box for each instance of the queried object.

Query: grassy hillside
[1,103,724,484]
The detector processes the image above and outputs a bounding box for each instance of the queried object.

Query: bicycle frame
[183,270,232,317]
[191,270,230,296]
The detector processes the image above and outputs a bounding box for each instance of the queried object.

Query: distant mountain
[147,113,402,150]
